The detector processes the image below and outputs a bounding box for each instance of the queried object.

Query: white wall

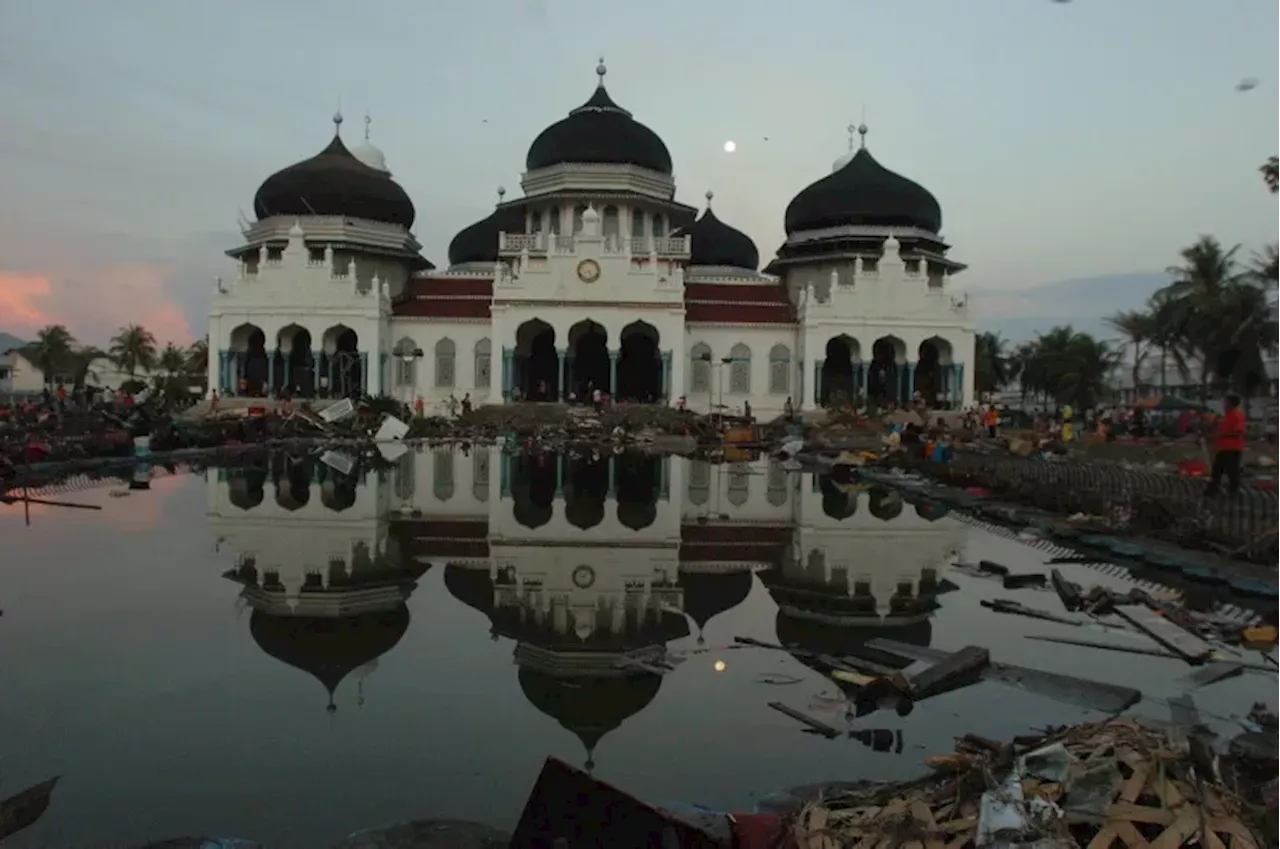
[0,351,45,395]
[387,320,493,412]
[683,325,798,419]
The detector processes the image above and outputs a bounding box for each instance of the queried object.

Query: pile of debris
[789,716,1274,848]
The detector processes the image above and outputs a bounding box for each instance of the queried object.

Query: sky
[0,0,1276,348]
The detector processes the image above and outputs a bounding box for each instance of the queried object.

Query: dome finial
[705,189,714,209]
[363,111,372,142]
[332,108,344,137]
[858,122,868,149]
[846,123,857,152]
[596,56,607,85]
[497,186,506,203]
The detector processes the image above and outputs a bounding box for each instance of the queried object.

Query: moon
[723,140,736,153]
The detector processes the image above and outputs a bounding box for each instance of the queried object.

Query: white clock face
[572,565,596,589]
[576,259,601,283]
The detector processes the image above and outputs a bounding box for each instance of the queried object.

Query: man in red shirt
[1205,393,1246,497]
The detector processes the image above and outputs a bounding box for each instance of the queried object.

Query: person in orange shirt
[1205,394,1246,498]
[985,405,998,438]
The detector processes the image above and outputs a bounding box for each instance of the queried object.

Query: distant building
[0,348,61,399]
[208,61,976,414]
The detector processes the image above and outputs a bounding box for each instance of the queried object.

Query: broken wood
[0,776,59,841]
[1113,604,1212,664]
[980,598,1082,626]
[976,559,1009,576]
[907,645,990,700]
[1177,661,1244,692]
[1002,572,1047,589]
[1048,568,1082,611]
[767,701,842,738]
[1024,633,1180,659]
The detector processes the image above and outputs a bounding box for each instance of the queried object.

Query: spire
[363,111,372,142]
[496,186,506,204]
[846,123,857,152]
[595,56,607,86]
[858,122,869,149]
[704,189,714,210]
[332,107,344,137]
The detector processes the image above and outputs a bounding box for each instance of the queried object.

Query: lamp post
[697,351,735,425]
[395,344,424,413]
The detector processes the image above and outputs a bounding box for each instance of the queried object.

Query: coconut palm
[973,331,1011,394]
[109,324,158,379]
[1104,310,1152,397]
[1158,236,1245,402]
[1145,290,1191,394]
[1262,155,1278,194]
[158,343,187,376]
[186,337,209,376]
[22,325,76,385]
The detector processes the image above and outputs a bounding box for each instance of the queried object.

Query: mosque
[210,449,962,766]
[208,61,976,417]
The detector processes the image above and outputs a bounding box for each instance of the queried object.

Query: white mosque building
[207,61,976,418]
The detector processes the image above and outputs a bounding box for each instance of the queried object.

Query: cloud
[0,273,53,329]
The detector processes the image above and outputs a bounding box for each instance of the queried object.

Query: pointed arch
[728,343,751,395]
[768,344,791,395]
[434,338,456,388]
[474,337,492,390]
[689,342,712,394]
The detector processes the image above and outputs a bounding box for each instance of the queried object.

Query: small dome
[350,141,389,174]
[678,569,754,630]
[678,206,760,270]
[447,205,524,267]
[253,131,415,228]
[784,147,941,235]
[525,64,673,174]
[518,666,663,754]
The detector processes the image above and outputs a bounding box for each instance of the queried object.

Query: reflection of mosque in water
[208,447,963,760]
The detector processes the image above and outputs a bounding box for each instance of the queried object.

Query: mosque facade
[208,62,976,418]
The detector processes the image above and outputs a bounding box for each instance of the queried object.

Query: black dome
[526,76,673,174]
[249,605,410,705]
[254,134,416,228]
[447,206,524,266]
[518,667,662,754]
[678,569,754,630]
[678,207,760,269]
[784,148,940,235]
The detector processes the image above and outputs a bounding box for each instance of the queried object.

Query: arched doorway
[322,325,361,398]
[511,454,555,529]
[870,336,905,405]
[230,323,269,396]
[821,335,860,407]
[617,321,660,402]
[319,463,358,512]
[515,319,558,401]
[273,453,312,511]
[819,476,859,520]
[564,455,608,530]
[568,320,609,400]
[916,337,953,407]
[228,462,267,510]
[277,325,315,397]
[614,454,659,530]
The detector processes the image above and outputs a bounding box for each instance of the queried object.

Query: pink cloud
[0,262,194,346]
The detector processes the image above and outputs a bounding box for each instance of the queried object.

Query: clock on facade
[571,565,596,589]
[576,259,601,283]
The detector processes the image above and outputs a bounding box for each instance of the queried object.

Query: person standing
[1205,393,1246,498]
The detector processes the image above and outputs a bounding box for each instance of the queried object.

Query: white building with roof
[208,61,976,418]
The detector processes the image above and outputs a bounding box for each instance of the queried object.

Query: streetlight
[394,343,424,411]
[696,351,735,424]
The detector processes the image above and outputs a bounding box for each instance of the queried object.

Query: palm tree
[1262,155,1278,195]
[158,343,187,376]
[973,331,1010,395]
[1159,236,1245,402]
[186,337,209,376]
[109,324,158,380]
[22,325,76,385]
[1146,290,1191,395]
[68,346,107,389]
[1104,310,1152,398]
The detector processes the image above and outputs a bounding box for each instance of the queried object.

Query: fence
[891,451,1278,561]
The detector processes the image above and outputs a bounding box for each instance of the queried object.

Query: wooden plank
[768,701,842,738]
[1049,567,1083,610]
[865,639,1142,713]
[1025,633,1181,660]
[1113,604,1212,663]
[908,646,990,699]
[1176,661,1244,691]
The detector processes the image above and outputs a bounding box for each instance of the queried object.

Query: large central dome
[525,62,673,175]
[784,137,941,235]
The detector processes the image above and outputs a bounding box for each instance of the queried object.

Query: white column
[206,315,220,398]
[670,326,686,405]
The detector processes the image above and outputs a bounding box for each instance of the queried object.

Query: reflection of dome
[784,146,941,235]
[249,605,410,709]
[518,666,662,756]
[525,63,673,174]
[677,569,754,630]
[444,565,494,616]
[868,486,904,521]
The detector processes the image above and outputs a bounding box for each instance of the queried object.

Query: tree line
[19,324,208,391]
[974,157,1278,411]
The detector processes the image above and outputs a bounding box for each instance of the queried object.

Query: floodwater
[0,448,1274,849]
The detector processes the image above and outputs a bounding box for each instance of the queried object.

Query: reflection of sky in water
[0,449,1274,849]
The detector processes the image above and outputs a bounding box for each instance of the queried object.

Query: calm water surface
[1,448,1274,848]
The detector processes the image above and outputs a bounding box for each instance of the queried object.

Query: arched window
[434,338,456,388]
[395,451,416,501]
[529,210,543,233]
[689,460,710,506]
[768,344,790,395]
[689,343,712,393]
[548,208,562,235]
[474,338,492,389]
[652,213,667,238]
[729,343,751,394]
[394,337,418,387]
[573,205,588,234]
[433,448,454,501]
[602,205,620,241]
[766,460,788,506]
[472,451,490,502]
[727,466,749,507]
[630,208,646,239]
